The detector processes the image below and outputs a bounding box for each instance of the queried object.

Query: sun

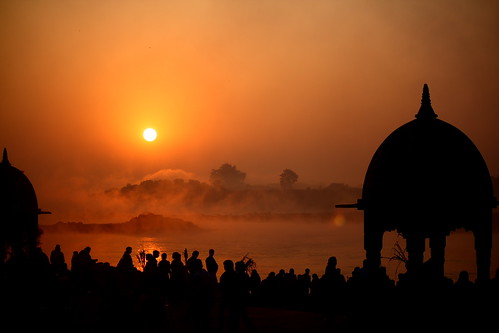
[143,128,157,142]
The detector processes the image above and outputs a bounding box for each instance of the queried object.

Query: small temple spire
[415,83,438,120]
[1,148,11,166]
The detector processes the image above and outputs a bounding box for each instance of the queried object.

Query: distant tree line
[114,179,360,216]
[108,164,499,220]
[208,163,298,191]
[107,163,361,216]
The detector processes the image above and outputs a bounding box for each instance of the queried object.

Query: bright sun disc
[143,128,157,142]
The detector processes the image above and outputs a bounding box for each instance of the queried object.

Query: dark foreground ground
[162,291,497,333]
[1,259,498,333]
[3,288,496,333]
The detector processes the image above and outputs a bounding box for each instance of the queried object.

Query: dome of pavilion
[361,84,495,235]
[0,148,38,216]
[0,148,41,250]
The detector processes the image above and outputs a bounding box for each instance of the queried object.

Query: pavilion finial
[415,83,438,120]
[1,148,10,166]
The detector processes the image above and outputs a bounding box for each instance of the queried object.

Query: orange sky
[1,1,498,223]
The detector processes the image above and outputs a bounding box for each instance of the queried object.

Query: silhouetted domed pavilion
[338,84,497,283]
[0,148,48,258]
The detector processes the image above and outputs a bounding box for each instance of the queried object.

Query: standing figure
[170,251,188,304]
[50,244,67,275]
[206,248,219,282]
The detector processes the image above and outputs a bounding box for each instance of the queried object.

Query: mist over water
[39,173,499,283]
[40,217,496,283]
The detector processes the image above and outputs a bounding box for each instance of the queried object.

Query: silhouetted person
[346,266,368,290]
[225,261,256,333]
[152,249,160,265]
[157,252,171,303]
[260,271,277,305]
[187,258,217,332]
[205,248,219,281]
[143,253,158,274]
[321,256,346,287]
[186,250,202,275]
[249,269,261,298]
[75,246,97,274]
[277,268,286,281]
[297,268,312,298]
[117,246,135,272]
[324,256,341,277]
[454,270,474,289]
[157,252,171,280]
[142,252,160,291]
[70,247,97,289]
[219,259,236,331]
[50,244,67,275]
[79,246,97,266]
[70,250,79,273]
[170,251,188,304]
[310,273,321,302]
[140,252,163,319]
[319,256,346,311]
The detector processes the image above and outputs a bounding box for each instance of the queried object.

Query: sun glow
[143,128,157,142]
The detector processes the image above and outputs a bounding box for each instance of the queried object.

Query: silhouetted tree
[209,163,246,190]
[280,168,298,190]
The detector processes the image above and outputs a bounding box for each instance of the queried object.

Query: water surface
[40,219,497,283]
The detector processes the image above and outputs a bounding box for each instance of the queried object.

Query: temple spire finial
[415,83,438,120]
[2,148,11,166]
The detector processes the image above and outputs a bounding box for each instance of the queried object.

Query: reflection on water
[40,219,498,283]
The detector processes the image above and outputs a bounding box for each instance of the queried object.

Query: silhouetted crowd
[1,244,498,332]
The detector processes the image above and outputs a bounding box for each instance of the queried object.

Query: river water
[40,218,498,283]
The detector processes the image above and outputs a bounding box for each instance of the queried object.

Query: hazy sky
[1,1,498,223]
